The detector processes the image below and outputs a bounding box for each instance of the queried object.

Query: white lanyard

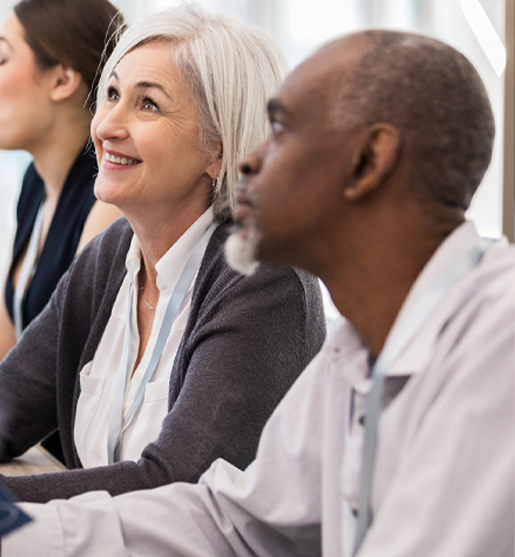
[107,222,218,464]
[13,203,45,340]
[352,238,492,555]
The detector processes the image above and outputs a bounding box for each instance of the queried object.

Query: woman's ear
[206,143,223,180]
[344,123,401,201]
[49,65,84,102]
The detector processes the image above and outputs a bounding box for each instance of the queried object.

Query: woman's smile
[103,150,142,168]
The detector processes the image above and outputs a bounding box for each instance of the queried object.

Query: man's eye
[271,121,284,134]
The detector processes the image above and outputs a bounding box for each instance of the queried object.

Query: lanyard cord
[107,221,218,464]
[13,203,45,340]
[352,238,492,555]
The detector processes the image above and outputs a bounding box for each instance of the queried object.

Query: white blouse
[74,207,214,467]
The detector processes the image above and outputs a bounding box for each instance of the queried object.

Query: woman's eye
[0,58,8,66]
[142,96,160,112]
[106,86,119,102]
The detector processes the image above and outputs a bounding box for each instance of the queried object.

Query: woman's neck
[31,112,91,202]
[129,197,211,274]
[135,217,196,284]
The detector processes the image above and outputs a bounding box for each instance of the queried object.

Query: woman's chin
[93,183,123,207]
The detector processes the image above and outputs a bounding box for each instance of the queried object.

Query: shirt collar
[126,236,142,283]
[385,220,481,377]
[125,206,215,293]
[329,221,483,382]
[326,317,372,390]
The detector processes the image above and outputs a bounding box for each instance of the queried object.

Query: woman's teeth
[105,153,140,165]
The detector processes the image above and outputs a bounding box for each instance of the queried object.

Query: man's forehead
[273,35,367,117]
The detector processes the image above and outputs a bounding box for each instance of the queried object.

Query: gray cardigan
[0,218,325,503]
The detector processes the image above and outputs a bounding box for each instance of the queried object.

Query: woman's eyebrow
[134,81,172,101]
[0,36,13,49]
[107,71,173,102]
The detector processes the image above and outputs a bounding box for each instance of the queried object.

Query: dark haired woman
[0,0,125,459]
[0,0,125,359]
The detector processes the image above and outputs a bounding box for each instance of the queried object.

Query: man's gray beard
[225,226,261,276]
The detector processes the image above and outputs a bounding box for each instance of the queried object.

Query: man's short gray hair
[334,30,495,210]
[97,3,288,220]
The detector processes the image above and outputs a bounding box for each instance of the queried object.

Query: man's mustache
[230,176,258,232]
[235,176,258,209]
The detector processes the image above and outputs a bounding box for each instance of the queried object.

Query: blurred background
[0,0,513,309]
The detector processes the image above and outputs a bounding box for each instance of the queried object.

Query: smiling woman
[0,4,326,503]
[92,41,219,231]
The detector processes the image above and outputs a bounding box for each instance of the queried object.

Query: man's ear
[49,65,84,102]
[344,123,401,201]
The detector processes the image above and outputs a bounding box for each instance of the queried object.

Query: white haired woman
[0,5,325,502]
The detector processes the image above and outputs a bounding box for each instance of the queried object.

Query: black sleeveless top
[5,144,98,330]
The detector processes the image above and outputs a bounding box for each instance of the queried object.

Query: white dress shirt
[74,207,214,466]
[5,221,514,557]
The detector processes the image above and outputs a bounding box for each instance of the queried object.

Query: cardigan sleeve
[0,231,326,503]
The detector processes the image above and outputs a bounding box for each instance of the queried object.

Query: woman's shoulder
[16,163,44,220]
[186,220,326,361]
[83,216,132,256]
[70,217,132,280]
[198,220,322,302]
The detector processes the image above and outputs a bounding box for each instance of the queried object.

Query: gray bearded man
[2,30,514,557]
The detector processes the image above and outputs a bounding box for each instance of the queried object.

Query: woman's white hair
[97,2,289,220]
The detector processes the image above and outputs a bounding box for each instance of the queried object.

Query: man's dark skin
[235,35,466,358]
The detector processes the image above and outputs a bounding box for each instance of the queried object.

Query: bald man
[3,30,513,557]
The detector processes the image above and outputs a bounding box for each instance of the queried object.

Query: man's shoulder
[468,240,514,307]
[431,240,513,351]
[418,240,514,386]
[480,240,514,278]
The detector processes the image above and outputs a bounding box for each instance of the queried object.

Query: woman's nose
[91,101,130,142]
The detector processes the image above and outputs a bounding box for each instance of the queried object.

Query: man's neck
[321,209,464,357]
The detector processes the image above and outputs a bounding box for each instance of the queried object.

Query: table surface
[0,445,66,476]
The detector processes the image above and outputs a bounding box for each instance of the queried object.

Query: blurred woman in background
[0,0,125,361]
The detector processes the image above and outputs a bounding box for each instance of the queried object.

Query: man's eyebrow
[267,98,288,118]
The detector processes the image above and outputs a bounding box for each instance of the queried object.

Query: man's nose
[238,140,268,175]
